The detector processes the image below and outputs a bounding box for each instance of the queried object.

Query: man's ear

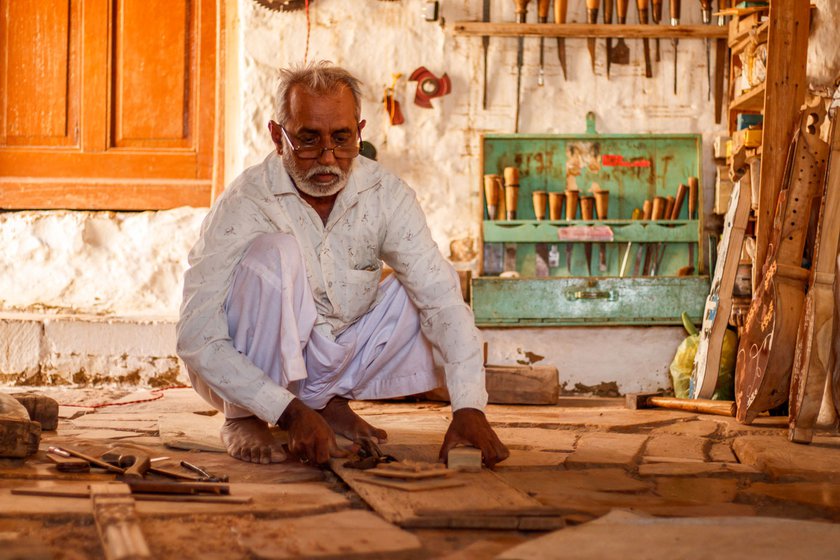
[268,120,284,154]
[358,119,367,133]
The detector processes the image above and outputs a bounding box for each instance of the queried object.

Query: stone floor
[2,386,840,559]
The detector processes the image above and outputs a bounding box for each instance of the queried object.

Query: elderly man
[177,62,509,468]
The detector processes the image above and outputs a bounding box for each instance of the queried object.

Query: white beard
[282,151,353,197]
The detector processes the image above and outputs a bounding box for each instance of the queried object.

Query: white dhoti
[189,232,441,420]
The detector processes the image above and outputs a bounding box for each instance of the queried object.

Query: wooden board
[565,433,648,467]
[354,475,466,492]
[331,460,557,529]
[0,480,348,518]
[733,435,840,481]
[789,115,840,443]
[497,510,840,560]
[426,364,559,405]
[691,179,751,398]
[642,435,708,463]
[90,483,151,560]
[236,510,422,560]
[637,462,761,477]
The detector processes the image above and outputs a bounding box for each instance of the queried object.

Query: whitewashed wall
[1,0,837,318]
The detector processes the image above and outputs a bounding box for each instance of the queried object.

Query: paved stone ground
[2,387,840,559]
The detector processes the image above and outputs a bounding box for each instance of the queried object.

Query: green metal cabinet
[473,118,710,327]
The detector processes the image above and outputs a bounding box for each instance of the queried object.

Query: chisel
[632,199,652,276]
[555,0,569,80]
[654,195,677,274]
[670,0,681,94]
[646,197,665,275]
[651,0,663,62]
[603,0,614,78]
[581,196,596,275]
[594,190,610,272]
[636,0,652,78]
[620,208,643,277]
[713,0,726,123]
[685,176,698,274]
[513,0,531,132]
[586,0,600,75]
[565,190,580,274]
[538,0,551,86]
[482,0,491,109]
[699,0,712,100]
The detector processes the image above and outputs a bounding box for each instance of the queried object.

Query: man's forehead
[287,84,356,127]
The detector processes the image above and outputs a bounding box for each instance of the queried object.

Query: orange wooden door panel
[0,0,219,209]
[0,0,81,148]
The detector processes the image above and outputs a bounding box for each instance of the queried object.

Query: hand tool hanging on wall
[633,199,653,275]
[713,0,727,124]
[533,190,550,276]
[682,176,699,275]
[537,0,551,86]
[580,196,596,275]
[603,0,614,78]
[383,73,405,125]
[585,0,600,75]
[699,0,712,100]
[653,194,677,273]
[651,0,663,61]
[409,67,452,108]
[646,197,666,274]
[513,0,531,132]
[620,207,643,276]
[565,190,580,274]
[670,0,681,94]
[636,0,653,78]
[594,190,610,272]
[555,0,568,79]
[482,0,491,109]
[610,0,631,66]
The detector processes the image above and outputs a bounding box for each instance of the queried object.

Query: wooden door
[0,0,221,209]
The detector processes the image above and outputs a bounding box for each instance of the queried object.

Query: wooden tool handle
[580,196,595,220]
[651,196,666,221]
[616,0,629,21]
[586,0,600,10]
[687,176,699,220]
[538,0,551,19]
[698,0,711,10]
[642,199,652,220]
[635,0,648,19]
[648,396,736,417]
[555,0,568,23]
[514,0,532,17]
[565,190,580,220]
[123,455,151,480]
[670,183,687,219]
[664,196,675,220]
[603,0,614,22]
[652,0,662,22]
[670,0,680,21]
[594,191,610,219]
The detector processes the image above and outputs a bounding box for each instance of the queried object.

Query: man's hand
[439,408,510,468]
[278,398,349,465]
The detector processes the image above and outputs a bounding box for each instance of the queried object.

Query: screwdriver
[586,0,600,75]
[670,0,681,94]
[651,0,662,62]
[513,0,531,132]
[699,0,712,100]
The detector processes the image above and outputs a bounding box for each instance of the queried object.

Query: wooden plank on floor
[330,461,559,530]
[565,433,648,467]
[0,480,348,518]
[238,510,424,559]
[498,510,840,560]
[642,434,708,463]
[733,435,840,481]
[158,412,226,452]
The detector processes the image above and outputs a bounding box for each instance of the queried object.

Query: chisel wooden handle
[538,0,551,20]
[651,196,666,221]
[555,0,568,22]
[603,0,614,22]
[636,0,649,23]
[670,183,687,219]
[642,198,652,220]
[664,195,675,220]
[581,196,595,220]
[652,0,662,23]
[565,190,580,220]
[687,176,699,219]
[617,0,629,23]
[514,0,532,21]
[586,0,600,15]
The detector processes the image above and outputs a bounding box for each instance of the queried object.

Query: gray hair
[274,61,363,125]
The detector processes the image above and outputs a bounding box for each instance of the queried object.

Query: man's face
[269,85,363,198]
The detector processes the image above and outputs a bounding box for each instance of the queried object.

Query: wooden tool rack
[473,115,710,327]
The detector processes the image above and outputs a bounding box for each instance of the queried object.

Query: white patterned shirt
[176,153,488,424]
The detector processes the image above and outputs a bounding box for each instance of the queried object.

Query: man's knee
[240,232,303,272]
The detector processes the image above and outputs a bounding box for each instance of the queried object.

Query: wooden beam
[90,483,151,560]
[453,22,728,39]
[753,0,811,292]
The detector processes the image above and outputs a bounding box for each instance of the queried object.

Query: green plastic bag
[669,312,737,400]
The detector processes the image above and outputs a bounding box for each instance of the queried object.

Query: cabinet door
[0,0,220,209]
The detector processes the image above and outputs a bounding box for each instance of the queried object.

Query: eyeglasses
[279,125,361,160]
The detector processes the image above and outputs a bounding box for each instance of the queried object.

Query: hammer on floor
[625,392,736,417]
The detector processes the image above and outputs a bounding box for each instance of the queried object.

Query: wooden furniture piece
[0,392,41,458]
[789,114,840,443]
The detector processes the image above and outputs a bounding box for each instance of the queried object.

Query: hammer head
[624,392,664,410]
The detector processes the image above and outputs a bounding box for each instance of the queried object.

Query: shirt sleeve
[176,195,296,425]
[379,180,488,412]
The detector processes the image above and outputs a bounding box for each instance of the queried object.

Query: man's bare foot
[318,397,388,443]
[221,416,286,464]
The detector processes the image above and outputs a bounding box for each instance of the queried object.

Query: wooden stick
[13,487,251,504]
[453,22,728,39]
[90,483,151,560]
